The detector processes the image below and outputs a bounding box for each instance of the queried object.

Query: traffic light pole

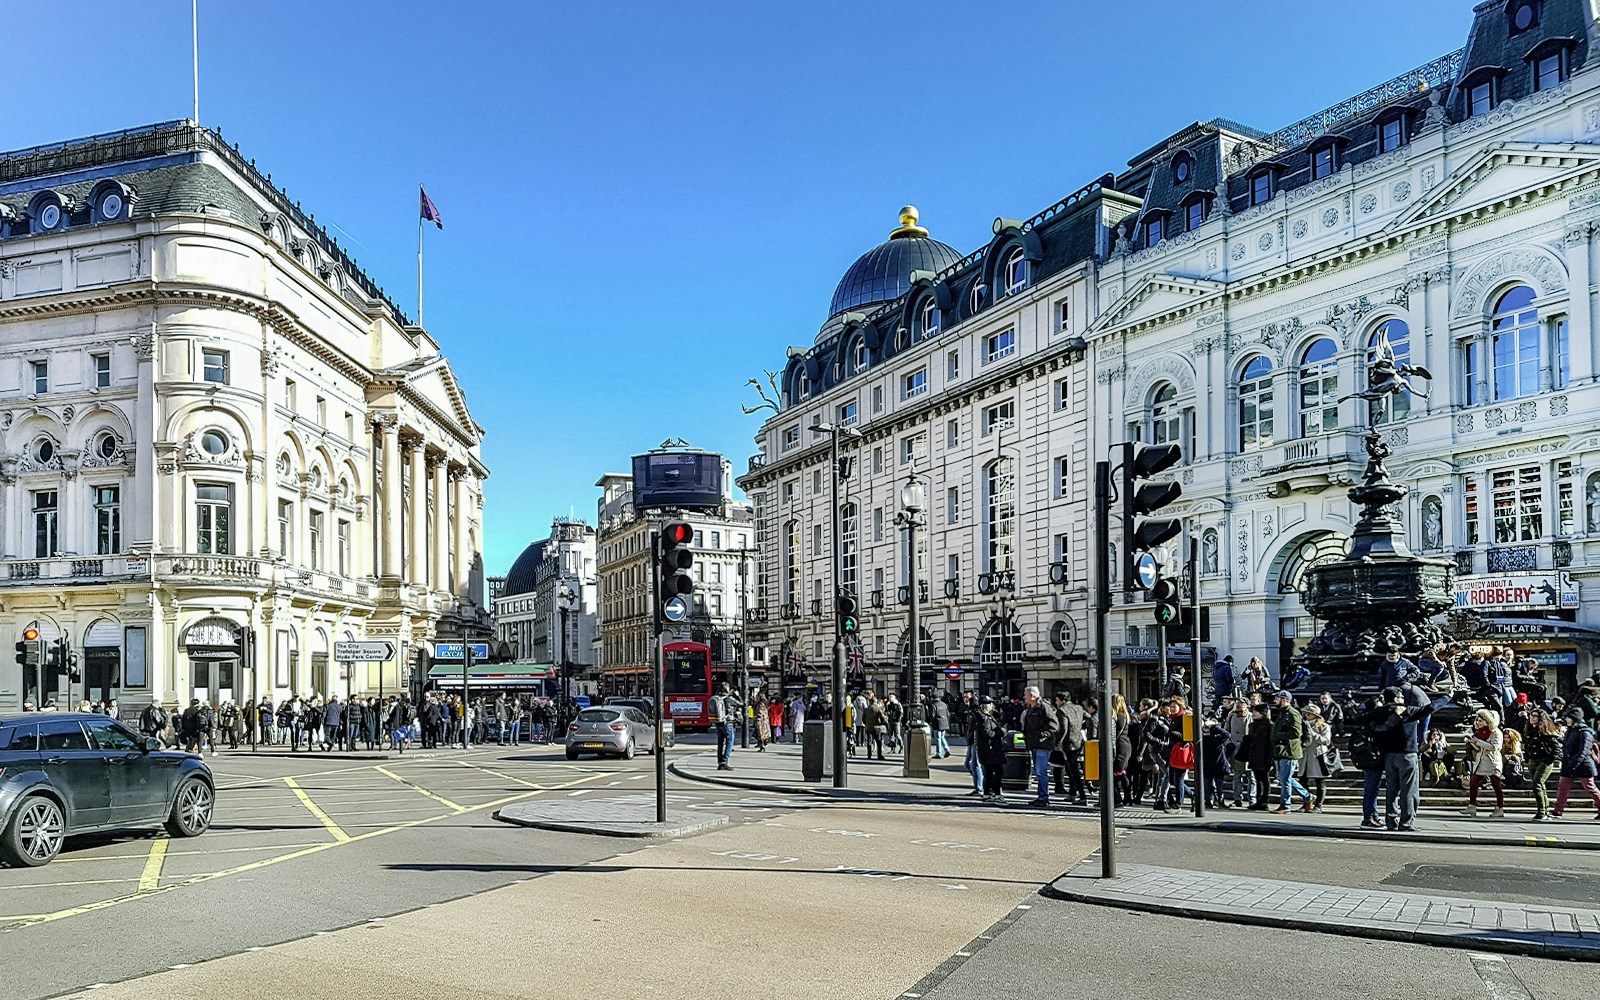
[1095,456,1118,880]
[651,525,666,823]
[829,426,847,790]
[1190,536,1205,819]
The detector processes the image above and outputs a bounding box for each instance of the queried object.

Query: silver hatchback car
[565,707,657,760]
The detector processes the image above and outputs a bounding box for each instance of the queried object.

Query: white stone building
[0,121,488,711]
[740,0,1600,700]
[493,518,598,692]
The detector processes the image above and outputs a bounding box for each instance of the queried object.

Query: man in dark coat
[1051,692,1087,804]
[1020,686,1061,808]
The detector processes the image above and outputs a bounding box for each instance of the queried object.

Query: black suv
[0,712,214,867]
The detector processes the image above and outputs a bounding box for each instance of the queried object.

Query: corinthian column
[407,439,427,587]
[452,469,471,598]
[375,414,401,579]
[431,457,449,593]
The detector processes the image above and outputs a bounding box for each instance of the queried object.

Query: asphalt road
[0,737,818,1000]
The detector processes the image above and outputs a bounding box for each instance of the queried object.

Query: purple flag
[420,187,442,229]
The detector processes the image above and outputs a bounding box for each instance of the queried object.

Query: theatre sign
[1454,571,1578,612]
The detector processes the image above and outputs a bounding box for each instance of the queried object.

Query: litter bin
[903,725,930,779]
[1003,730,1033,789]
[802,722,831,781]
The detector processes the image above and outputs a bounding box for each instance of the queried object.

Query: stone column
[431,457,449,593]
[1564,224,1594,388]
[375,414,401,579]
[451,469,471,598]
[407,438,427,587]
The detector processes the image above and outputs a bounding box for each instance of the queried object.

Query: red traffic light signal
[21,627,38,642]
[663,522,694,546]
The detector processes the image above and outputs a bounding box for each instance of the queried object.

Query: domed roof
[828,207,961,320]
[501,539,548,597]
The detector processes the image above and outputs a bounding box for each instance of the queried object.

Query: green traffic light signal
[1151,578,1181,627]
[842,615,859,634]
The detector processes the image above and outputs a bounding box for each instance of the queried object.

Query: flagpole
[192,0,200,124]
[417,208,424,328]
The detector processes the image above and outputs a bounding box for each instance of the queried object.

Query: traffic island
[493,800,728,838]
[1045,860,1600,961]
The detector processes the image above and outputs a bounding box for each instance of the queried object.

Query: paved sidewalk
[1047,861,1600,960]
[672,744,1600,849]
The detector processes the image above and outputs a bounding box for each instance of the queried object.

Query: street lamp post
[557,583,576,740]
[895,476,927,755]
[736,548,755,748]
[810,420,861,790]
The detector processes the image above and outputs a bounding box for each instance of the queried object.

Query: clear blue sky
[11,0,1471,573]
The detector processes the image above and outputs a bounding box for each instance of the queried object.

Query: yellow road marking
[375,765,464,812]
[284,777,351,842]
[452,758,541,788]
[2,772,605,931]
[50,842,328,865]
[1,876,143,891]
[137,836,169,892]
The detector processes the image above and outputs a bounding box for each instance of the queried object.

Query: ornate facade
[741,0,1600,699]
[0,121,488,711]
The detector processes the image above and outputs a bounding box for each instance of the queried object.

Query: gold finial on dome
[890,204,929,239]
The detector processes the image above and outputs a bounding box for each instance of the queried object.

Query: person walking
[976,697,1007,802]
[768,697,785,744]
[1462,708,1506,818]
[139,700,169,747]
[1553,709,1600,820]
[1052,692,1087,805]
[929,694,951,759]
[1525,708,1564,821]
[1269,691,1312,814]
[1223,699,1254,807]
[962,695,986,796]
[709,683,735,770]
[789,694,807,744]
[755,696,773,751]
[861,696,886,760]
[1019,686,1060,808]
[1212,655,1236,706]
[1352,694,1388,828]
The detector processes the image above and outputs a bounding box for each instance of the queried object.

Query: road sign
[944,666,964,679]
[334,640,396,662]
[663,596,689,622]
[432,642,489,661]
[1135,551,1160,590]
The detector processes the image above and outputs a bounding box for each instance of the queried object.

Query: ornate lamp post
[895,476,927,738]
[557,583,576,738]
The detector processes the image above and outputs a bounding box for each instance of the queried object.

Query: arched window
[1238,356,1275,451]
[921,297,940,338]
[1298,337,1340,436]
[840,503,858,595]
[1491,285,1540,400]
[852,339,868,374]
[969,281,987,314]
[1367,319,1411,423]
[797,370,812,398]
[983,458,1016,573]
[1150,382,1181,445]
[1004,247,1027,294]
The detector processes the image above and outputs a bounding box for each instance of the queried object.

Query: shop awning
[426,661,555,688]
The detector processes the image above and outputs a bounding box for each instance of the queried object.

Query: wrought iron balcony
[944,578,960,599]
[1486,545,1538,574]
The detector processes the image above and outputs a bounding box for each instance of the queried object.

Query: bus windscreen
[665,650,709,692]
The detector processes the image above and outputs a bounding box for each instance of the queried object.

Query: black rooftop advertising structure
[632,450,723,512]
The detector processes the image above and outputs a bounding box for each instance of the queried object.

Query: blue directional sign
[432,642,489,661]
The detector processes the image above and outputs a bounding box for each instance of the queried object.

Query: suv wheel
[1,795,66,867]
[165,778,214,838]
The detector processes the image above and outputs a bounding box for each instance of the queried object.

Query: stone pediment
[1092,274,1225,336]
[1392,142,1600,230]
[1398,459,1454,479]
[391,357,481,444]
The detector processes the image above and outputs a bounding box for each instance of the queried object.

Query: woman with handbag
[1137,702,1171,809]
[1298,704,1333,812]
[1153,699,1192,812]
[1244,707,1274,810]
[1462,708,1506,818]
[1111,694,1134,807]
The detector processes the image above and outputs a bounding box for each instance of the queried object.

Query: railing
[1,556,147,584]
[159,554,265,580]
[8,562,39,580]
[1260,49,1464,151]
[1272,431,1364,470]
[748,454,768,473]
[1486,545,1539,574]
[70,559,103,577]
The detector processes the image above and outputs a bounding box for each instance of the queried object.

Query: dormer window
[968,281,987,314]
[1527,40,1573,92]
[852,340,868,373]
[1172,151,1194,185]
[1377,113,1407,153]
[1142,215,1164,249]
[1183,195,1210,233]
[1509,0,1539,34]
[1249,170,1274,206]
[1003,247,1027,294]
[921,297,940,338]
[1464,71,1502,117]
[1310,143,1338,180]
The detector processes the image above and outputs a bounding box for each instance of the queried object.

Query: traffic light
[15,629,40,700]
[1151,577,1181,627]
[49,638,66,677]
[658,521,696,617]
[837,593,858,634]
[1122,442,1183,588]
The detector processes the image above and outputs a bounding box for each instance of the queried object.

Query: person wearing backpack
[1525,708,1564,821]
[1352,695,1388,829]
[1553,708,1600,820]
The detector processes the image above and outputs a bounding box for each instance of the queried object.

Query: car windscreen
[576,709,618,723]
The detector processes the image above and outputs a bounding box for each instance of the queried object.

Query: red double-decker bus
[662,640,714,731]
